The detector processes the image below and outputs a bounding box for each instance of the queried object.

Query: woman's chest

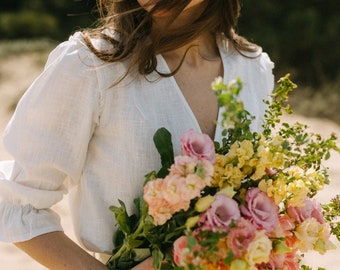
[172,60,223,139]
[96,78,204,157]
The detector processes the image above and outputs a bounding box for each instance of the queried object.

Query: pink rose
[227,218,256,258]
[180,129,216,163]
[287,197,325,224]
[173,236,201,267]
[199,194,241,231]
[173,236,188,266]
[241,188,279,233]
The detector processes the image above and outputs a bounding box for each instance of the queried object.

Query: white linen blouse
[0,32,274,254]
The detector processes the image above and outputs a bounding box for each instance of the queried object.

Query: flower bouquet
[106,75,340,270]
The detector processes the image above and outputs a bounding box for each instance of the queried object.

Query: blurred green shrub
[238,0,340,86]
[0,0,339,90]
[0,11,58,39]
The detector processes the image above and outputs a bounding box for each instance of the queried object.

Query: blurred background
[0,1,339,269]
[0,0,339,122]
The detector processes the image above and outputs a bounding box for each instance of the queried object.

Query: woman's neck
[162,32,220,67]
[150,1,218,67]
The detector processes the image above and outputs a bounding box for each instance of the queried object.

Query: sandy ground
[0,54,339,269]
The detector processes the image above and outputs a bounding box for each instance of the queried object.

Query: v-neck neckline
[156,36,232,142]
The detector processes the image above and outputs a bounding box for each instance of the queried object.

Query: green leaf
[109,200,131,234]
[127,238,144,249]
[132,248,151,262]
[153,128,175,178]
[152,247,164,270]
[112,228,125,247]
[134,197,148,219]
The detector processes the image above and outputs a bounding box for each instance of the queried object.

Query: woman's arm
[15,231,155,270]
[15,231,108,270]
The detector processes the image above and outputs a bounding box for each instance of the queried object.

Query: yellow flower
[294,218,323,252]
[305,168,326,191]
[224,164,244,189]
[287,166,305,179]
[271,135,284,146]
[236,140,254,159]
[271,152,285,168]
[251,163,266,180]
[259,178,287,205]
[245,230,272,266]
[287,180,309,207]
[216,154,229,167]
[248,158,258,167]
[226,142,239,160]
[212,154,229,187]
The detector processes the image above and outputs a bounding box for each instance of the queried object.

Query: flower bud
[314,239,327,254]
[195,195,214,212]
[273,240,292,254]
[185,216,200,228]
[218,186,236,198]
[230,259,247,270]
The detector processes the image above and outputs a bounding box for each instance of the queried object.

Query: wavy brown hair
[83,0,258,77]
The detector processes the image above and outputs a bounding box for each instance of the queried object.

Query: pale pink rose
[180,129,216,163]
[162,175,190,213]
[169,156,213,186]
[170,155,198,176]
[227,218,256,258]
[287,197,325,224]
[241,188,279,233]
[199,194,241,231]
[144,172,209,226]
[182,174,206,200]
[198,159,214,185]
[144,178,173,225]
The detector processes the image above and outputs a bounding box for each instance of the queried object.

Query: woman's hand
[131,257,154,270]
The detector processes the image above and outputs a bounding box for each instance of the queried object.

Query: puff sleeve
[0,33,102,242]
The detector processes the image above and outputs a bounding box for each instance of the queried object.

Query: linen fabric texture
[0,32,274,253]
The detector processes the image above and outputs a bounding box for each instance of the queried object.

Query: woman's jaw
[137,0,205,18]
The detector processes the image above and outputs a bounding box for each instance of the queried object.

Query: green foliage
[0,0,97,40]
[1,0,339,87]
[106,75,340,269]
[212,77,255,155]
[262,75,340,175]
[322,195,340,241]
[153,128,175,178]
[238,0,340,86]
[106,130,189,269]
[0,11,58,39]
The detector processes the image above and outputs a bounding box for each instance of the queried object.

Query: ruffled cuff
[0,199,63,243]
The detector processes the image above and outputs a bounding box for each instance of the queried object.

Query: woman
[0,0,274,269]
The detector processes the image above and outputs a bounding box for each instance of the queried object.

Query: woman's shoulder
[44,31,128,89]
[45,31,106,69]
[217,34,274,70]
